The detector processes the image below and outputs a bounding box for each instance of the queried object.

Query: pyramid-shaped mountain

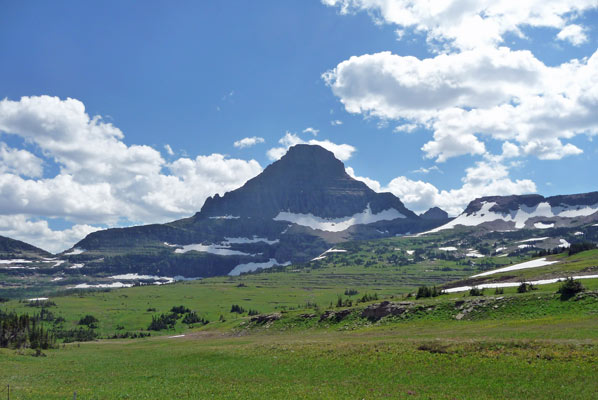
[67,145,448,278]
[200,144,416,220]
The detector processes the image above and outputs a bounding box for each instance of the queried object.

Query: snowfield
[273,204,405,232]
[445,274,598,293]
[64,248,85,255]
[228,259,291,276]
[438,246,458,251]
[472,257,558,277]
[174,243,252,256]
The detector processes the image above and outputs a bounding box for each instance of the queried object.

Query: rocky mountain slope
[429,192,598,233]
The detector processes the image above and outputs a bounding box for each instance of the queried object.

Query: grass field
[2,250,598,398]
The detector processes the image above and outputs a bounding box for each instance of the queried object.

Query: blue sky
[0,1,597,252]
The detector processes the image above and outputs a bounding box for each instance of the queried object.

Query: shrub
[247,309,260,316]
[494,287,504,295]
[78,315,99,328]
[557,278,585,300]
[170,305,191,315]
[182,311,208,325]
[344,289,359,296]
[230,304,245,314]
[416,286,443,299]
[469,287,484,296]
[148,313,179,331]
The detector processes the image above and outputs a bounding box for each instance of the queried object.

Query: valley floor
[2,294,598,399]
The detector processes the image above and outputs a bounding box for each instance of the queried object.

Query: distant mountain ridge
[432,192,598,232]
[0,235,52,259]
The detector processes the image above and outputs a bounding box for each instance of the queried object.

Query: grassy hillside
[2,276,598,399]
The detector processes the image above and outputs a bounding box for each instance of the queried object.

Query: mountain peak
[420,207,449,220]
[200,144,417,220]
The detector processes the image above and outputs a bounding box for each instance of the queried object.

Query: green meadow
[2,248,598,399]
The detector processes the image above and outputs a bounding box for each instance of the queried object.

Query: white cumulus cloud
[267,132,356,161]
[234,136,265,149]
[0,96,263,251]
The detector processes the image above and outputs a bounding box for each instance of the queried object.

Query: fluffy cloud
[233,136,265,149]
[303,127,319,136]
[324,47,598,162]
[267,132,356,161]
[347,159,536,216]
[322,0,597,50]
[0,214,101,254]
[0,143,43,178]
[0,96,263,250]
[556,24,588,46]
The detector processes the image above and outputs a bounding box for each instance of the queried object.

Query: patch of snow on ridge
[174,243,252,256]
[445,274,598,293]
[311,248,348,261]
[574,232,584,236]
[223,236,279,245]
[559,239,571,248]
[64,248,85,255]
[228,259,291,276]
[518,237,549,243]
[534,222,554,229]
[72,282,133,289]
[273,204,405,232]
[439,247,457,251]
[208,215,240,220]
[69,263,84,269]
[28,297,49,301]
[472,258,558,277]
[425,201,598,234]
[110,273,175,283]
[0,259,33,264]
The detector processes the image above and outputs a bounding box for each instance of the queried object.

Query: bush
[182,311,208,325]
[469,287,484,296]
[344,289,359,296]
[517,282,537,293]
[148,313,179,331]
[170,305,191,315]
[557,278,585,300]
[416,286,443,299]
[230,304,245,314]
[494,287,504,295]
[78,315,99,328]
[247,309,260,316]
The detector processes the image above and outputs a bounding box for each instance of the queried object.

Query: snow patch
[472,258,558,277]
[174,243,252,256]
[27,297,49,301]
[168,335,185,338]
[0,259,33,264]
[558,239,571,248]
[208,215,240,219]
[445,274,598,293]
[223,236,279,245]
[64,248,85,255]
[406,250,415,255]
[51,277,64,281]
[69,263,84,269]
[438,247,457,251]
[534,222,554,229]
[228,259,291,276]
[72,282,133,289]
[110,273,175,283]
[574,231,584,236]
[273,204,405,232]
[518,237,549,243]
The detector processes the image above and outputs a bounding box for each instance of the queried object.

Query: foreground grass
[2,322,597,399]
